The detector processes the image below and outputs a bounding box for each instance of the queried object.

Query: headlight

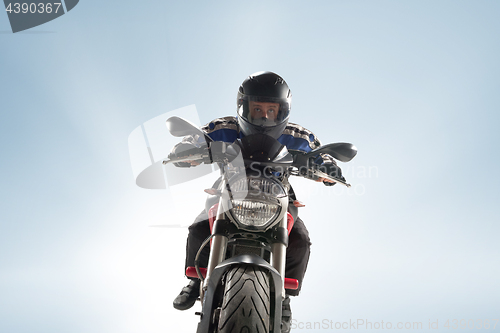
[231,200,280,227]
[227,177,286,230]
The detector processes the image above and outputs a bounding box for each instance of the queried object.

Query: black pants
[184,210,311,296]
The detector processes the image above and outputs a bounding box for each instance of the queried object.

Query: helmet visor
[237,95,291,128]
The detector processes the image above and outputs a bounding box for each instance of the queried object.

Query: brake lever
[314,169,351,187]
[162,154,206,165]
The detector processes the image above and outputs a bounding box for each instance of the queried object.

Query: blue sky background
[1,1,499,332]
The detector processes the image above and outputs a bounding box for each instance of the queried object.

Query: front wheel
[217,265,271,333]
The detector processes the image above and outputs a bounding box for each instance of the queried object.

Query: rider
[171,71,343,331]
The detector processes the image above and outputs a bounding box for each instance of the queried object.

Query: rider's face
[248,101,279,121]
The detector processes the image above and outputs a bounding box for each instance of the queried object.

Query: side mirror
[166,116,213,142]
[305,143,357,162]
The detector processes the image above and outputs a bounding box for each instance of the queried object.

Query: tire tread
[217,266,270,333]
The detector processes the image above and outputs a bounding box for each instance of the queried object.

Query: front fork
[271,230,287,299]
[201,196,228,301]
[201,197,288,302]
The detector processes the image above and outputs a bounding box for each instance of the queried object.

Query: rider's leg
[281,216,311,332]
[173,211,211,310]
[285,216,311,296]
[184,210,211,270]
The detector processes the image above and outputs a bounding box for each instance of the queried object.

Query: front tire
[217,265,271,333]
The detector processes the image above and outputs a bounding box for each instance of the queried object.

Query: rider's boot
[281,295,292,333]
[173,279,200,310]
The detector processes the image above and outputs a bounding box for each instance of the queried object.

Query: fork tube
[271,214,288,298]
[202,196,228,298]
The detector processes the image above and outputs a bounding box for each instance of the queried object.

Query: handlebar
[164,141,351,187]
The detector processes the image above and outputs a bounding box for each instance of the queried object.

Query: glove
[170,142,201,167]
[319,162,345,186]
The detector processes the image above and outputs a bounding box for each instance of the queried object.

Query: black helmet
[237,71,292,139]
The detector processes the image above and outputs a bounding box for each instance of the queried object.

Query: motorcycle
[163,116,357,333]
